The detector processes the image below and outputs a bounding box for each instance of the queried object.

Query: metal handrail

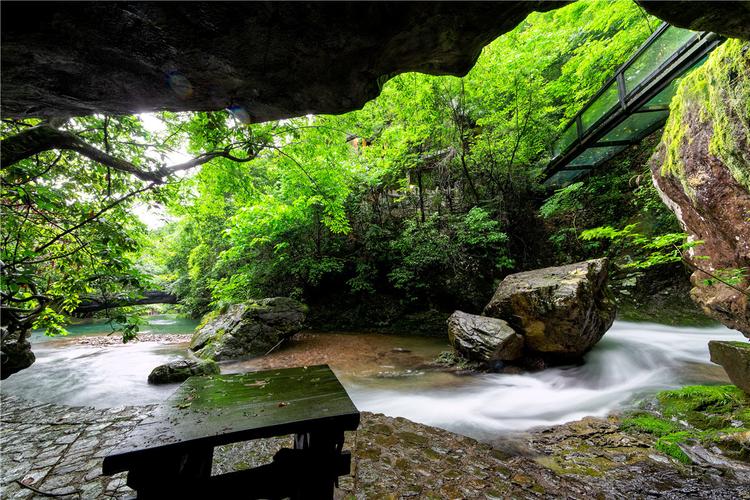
[544,24,723,183]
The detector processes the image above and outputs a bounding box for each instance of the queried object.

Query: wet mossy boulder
[147,358,219,384]
[483,258,616,362]
[190,298,307,361]
[447,311,524,366]
[709,340,750,394]
[650,39,750,337]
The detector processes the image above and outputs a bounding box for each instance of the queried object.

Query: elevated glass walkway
[543,23,724,188]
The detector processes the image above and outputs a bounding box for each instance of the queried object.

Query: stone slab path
[1,394,154,498]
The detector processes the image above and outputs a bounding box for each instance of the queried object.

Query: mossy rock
[621,385,750,465]
[147,358,219,384]
[190,297,307,361]
[660,39,750,195]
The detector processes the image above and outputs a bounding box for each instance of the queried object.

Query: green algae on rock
[621,385,750,465]
[650,39,750,337]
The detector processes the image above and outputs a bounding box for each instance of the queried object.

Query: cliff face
[4,2,750,122]
[637,1,750,40]
[0,2,559,121]
[650,40,750,337]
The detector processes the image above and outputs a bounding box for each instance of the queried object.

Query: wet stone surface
[0,394,154,499]
[3,394,750,499]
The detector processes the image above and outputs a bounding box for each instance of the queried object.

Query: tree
[0,112,265,377]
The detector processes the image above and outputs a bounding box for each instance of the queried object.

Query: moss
[660,39,750,197]
[196,342,217,360]
[657,385,747,428]
[622,385,750,464]
[620,413,681,436]
[196,309,220,330]
[654,432,693,464]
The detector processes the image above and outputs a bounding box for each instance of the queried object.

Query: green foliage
[388,208,512,304]
[621,385,750,465]
[31,308,70,337]
[701,267,749,288]
[537,131,683,267]
[539,182,584,219]
[1,115,169,339]
[146,0,658,317]
[654,432,693,464]
[661,39,750,194]
[579,224,693,270]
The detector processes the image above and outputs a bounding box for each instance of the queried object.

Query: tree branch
[1,124,256,183]
[33,184,156,255]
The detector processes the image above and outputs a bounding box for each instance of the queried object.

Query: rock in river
[148,358,219,384]
[447,311,523,365]
[484,258,616,361]
[709,340,750,394]
[190,298,307,361]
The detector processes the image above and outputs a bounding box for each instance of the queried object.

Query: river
[1,314,745,440]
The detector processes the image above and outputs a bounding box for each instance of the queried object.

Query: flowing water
[2,315,198,407]
[342,322,743,439]
[1,315,745,440]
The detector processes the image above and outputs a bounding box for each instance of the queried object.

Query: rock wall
[650,39,750,337]
[4,3,750,121]
[0,2,560,120]
[637,1,750,40]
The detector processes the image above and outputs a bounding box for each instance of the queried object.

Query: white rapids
[345,321,745,438]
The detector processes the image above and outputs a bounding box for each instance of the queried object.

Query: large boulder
[483,258,616,361]
[0,327,35,380]
[447,311,524,365]
[147,357,219,385]
[190,297,307,361]
[649,39,750,338]
[709,340,750,395]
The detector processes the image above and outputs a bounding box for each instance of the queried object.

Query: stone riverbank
[1,394,748,499]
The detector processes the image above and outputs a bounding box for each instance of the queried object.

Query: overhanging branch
[0,124,256,182]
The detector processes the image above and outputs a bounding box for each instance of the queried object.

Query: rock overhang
[1,1,563,120]
[4,2,750,122]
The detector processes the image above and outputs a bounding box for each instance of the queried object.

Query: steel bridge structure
[543,23,724,188]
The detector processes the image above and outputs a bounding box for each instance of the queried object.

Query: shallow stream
[1,315,745,440]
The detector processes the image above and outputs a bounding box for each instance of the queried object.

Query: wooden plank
[103,364,359,474]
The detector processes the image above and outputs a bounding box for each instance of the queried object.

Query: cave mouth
[3,2,749,122]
